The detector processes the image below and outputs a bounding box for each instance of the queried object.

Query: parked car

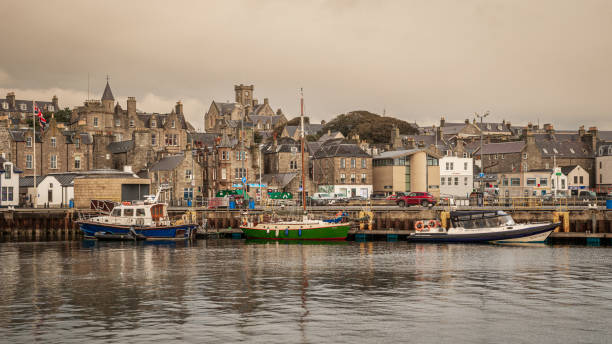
[576,190,597,201]
[396,192,436,207]
[386,192,405,201]
[310,193,334,205]
[370,193,387,200]
[331,193,349,204]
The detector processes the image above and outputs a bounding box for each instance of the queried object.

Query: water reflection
[0,240,611,343]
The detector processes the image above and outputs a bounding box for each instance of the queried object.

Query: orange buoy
[427,220,437,229]
[414,221,424,231]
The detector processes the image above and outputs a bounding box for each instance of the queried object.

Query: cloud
[0,69,10,84]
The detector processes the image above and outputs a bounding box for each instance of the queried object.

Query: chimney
[328,129,331,135]
[321,120,326,125]
[127,97,136,116]
[588,126,598,152]
[264,98,269,105]
[123,166,133,173]
[465,118,469,124]
[578,125,585,137]
[6,92,15,109]
[175,101,183,115]
[506,121,512,130]
[440,116,445,127]
[526,130,535,145]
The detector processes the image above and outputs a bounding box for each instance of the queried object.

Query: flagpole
[32,101,37,208]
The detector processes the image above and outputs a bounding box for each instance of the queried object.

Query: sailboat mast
[300,88,306,211]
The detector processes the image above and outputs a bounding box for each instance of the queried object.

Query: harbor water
[1,239,611,343]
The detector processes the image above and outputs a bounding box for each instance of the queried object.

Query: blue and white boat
[78,188,197,240]
[409,210,558,243]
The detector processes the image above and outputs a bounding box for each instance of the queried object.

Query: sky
[1,0,611,131]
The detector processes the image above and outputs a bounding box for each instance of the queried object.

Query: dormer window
[600,147,604,155]
[1,102,7,110]
[93,117,99,127]
[569,148,575,154]
[26,137,32,147]
[75,138,80,149]
[553,148,559,154]
[51,137,56,148]
[151,120,156,127]
[115,119,121,127]
[171,120,176,128]
[20,104,27,111]
[543,148,548,154]
[486,124,491,130]
[497,125,502,130]
[48,105,54,111]
[129,119,135,128]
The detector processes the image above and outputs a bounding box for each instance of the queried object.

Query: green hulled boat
[240,219,350,240]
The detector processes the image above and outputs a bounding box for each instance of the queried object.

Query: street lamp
[474,111,490,194]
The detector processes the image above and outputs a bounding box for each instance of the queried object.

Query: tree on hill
[322,110,417,144]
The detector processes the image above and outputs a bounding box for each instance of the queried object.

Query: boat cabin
[92,202,170,227]
[449,210,515,229]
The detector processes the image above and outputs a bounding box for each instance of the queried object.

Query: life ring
[414,221,424,231]
[122,201,131,205]
[427,220,437,229]
[241,220,247,227]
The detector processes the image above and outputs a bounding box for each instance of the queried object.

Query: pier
[1,206,611,244]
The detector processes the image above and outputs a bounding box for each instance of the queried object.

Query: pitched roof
[285,123,323,138]
[481,141,525,154]
[149,155,185,171]
[101,82,114,101]
[318,131,344,142]
[373,149,424,159]
[262,173,298,188]
[108,140,134,153]
[560,165,579,175]
[536,140,592,158]
[47,173,79,186]
[313,141,370,158]
[214,102,240,115]
[598,143,612,156]
[189,132,217,147]
[19,175,43,187]
[476,122,512,134]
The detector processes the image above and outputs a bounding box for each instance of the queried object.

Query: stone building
[312,139,373,198]
[143,151,204,206]
[204,84,287,137]
[0,92,59,128]
[262,137,313,197]
[595,143,612,191]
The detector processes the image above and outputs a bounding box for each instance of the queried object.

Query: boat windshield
[453,213,515,229]
[111,208,121,217]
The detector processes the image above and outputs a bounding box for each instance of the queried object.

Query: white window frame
[50,155,57,169]
[26,155,33,169]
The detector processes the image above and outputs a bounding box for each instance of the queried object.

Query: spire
[101,77,114,101]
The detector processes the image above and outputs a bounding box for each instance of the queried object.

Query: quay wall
[0,208,611,242]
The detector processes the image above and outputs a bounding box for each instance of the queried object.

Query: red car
[396,192,437,207]
[386,193,405,201]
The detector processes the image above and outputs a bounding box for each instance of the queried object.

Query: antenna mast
[300,88,306,212]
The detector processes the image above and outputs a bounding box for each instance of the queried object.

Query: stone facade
[0,92,59,128]
[145,151,204,206]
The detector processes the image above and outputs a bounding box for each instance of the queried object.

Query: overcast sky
[1,0,611,131]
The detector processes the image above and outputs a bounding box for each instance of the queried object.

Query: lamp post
[474,111,490,194]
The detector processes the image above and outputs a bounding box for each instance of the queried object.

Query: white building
[34,173,77,207]
[0,159,21,207]
[596,144,612,191]
[439,155,473,198]
[561,165,590,191]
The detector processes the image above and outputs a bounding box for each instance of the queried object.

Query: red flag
[33,105,47,130]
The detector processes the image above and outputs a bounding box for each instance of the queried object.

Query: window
[545,163,549,169]
[1,187,14,202]
[290,161,297,169]
[447,177,452,185]
[441,177,445,185]
[522,163,528,172]
[527,178,536,186]
[26,155,32,169]
[234,168,246,179]
[445,162,450,170]
[361,159,366,168]
[464,177,468,185]
[185,169,192,181]
[464,162,468,170]
[165,134,178,146]
[570,148,575,154]
[511,178,520,186]
[151,133,157,145]
[172,120,176,128]
[124,208,134,217]
[75,138,80,149]
[543,148,548,154]
[494,154,498,160]
[183,188,193,200]
[574,176,578,184]
[561,179,565,189]
[136,208,146,216]
[427,156,438,166]
[115,119,121,127]
[20,104,27,111]
[50,155,57,169]
[351,173,356,183]
[553,148,559,154]
[340,158,345,169]
[93,117,99,127]
[579,176,584,184]
[503,178,508,186]
[540,178,547,186]
[26,137,32,147]
[74,156,81,169]
[454,177,459,186]
[221,168,227,180]
[500,154,504,159]
[523,153,528,160]
[450,162,454,170]
[361,173,366,183]
[463,152,468,158]
[351,158,356,168]
[340,173,346,183]
[129,119,134,127]
[51,137,56,148]
[151,120,156,127]
[1,102,7,110]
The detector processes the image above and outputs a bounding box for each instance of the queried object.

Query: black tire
[420,200,428,207]
[398,200,406,207]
